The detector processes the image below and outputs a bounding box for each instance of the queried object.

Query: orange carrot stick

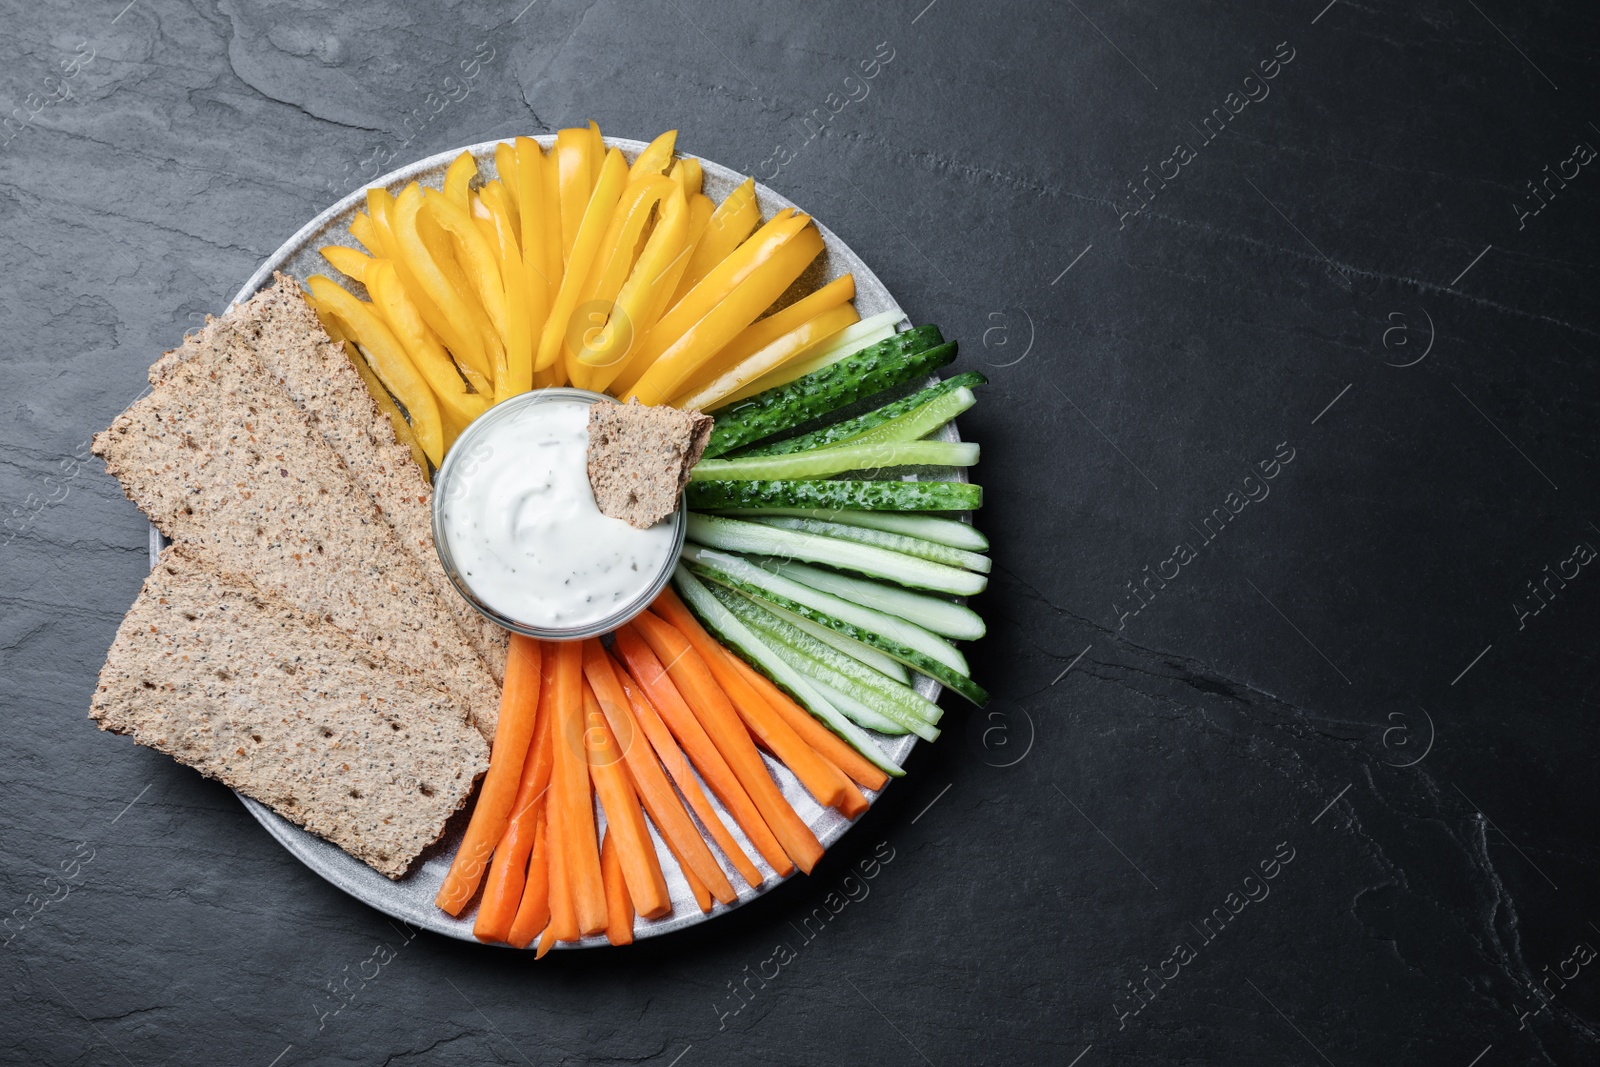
[630,612,824,874]
[681,855,714,913]
[474,678,558,942]
[505,809,551,949]
[600,830,635,945]
[705,644,856,813]
[539,766,571,953]
[723,649,888,792]
[705,652,869,816]
[635,789,712,914]
[835,776,870,819]
[655,587,889,793]
[542,799,576,955]
[614,625,792,878]
[644,799,713,913]
[612,654,765,891]
[648,593,853,811]
[552,639,608,936]
[583,643,738,904]
[437,636,544,916]
[583,677,671,918]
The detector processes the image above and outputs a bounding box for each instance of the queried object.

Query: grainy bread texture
[92,322,501,740]
[587,400,712,529]
[148,275,509,685]
[148,316,226,386]
[91,548,488,878]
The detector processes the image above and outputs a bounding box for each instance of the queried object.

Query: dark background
[3,0,1597,1063]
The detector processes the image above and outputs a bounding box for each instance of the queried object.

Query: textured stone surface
[3,1,1598,1064]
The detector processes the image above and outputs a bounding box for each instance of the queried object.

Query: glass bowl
[430,387,686,641]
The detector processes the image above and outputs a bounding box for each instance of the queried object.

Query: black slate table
[3,1,1597,1064]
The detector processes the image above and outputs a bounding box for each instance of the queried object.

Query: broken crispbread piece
[586,399,712,529]
[91,547,489,879]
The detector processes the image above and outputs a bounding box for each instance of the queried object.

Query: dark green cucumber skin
[732,371,989,458]
[703,329,951,457]
[689,564,990,706]
[686,479,982,512]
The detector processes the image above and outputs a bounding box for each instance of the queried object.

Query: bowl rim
[429,387,686,641]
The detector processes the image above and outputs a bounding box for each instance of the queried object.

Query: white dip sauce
[437,397,677,630]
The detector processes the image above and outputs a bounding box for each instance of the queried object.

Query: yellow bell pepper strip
[555,127,595,267]
[659,208,799,346]
[671,192,714,279]
[312,303,436,465]
[625,221,825,406]
[479,183,534,399]
[670,302,859,411]
[457,195,510,397]
[421,187,510,352]
[439,405,471,452]
[443,151,477,208]
[611,209,802,394]
[600,191,714,391]
[363,189,400,258]
[418,210,484,332]
[338,331,429,471]
[539,142,564,308]
[460,195,511,395]
[648,192,712,309]
[582,184,691,391]
[628,130,677,182]
[391,184,494,386]
[672,176,760,305]
[309,299,346,344]
[368,188,488,394]
[562,306,607,392]
[581,177,678,320]
[364,259,489,429]
[564,174,677,389]
[470,196,501,264]
[669,157,702,197]
[493,143,520,221]
[536,147,627,373]
[588,120,605,168]
[307,274,445,465]
[347,211,383,257]
[485,330,510,402]
[320,244,374,285]
[674,272,855,396]
[562,160,672,387]
[512,136,554,341]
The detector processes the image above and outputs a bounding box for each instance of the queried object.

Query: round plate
[151,136,960,947]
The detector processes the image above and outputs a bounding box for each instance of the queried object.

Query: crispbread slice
[148,315,226,386]
[149,274,509,685]
[92,321,501,740]
[233,274,508,682]
[587,400,712,529]
[91,547,488,879]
